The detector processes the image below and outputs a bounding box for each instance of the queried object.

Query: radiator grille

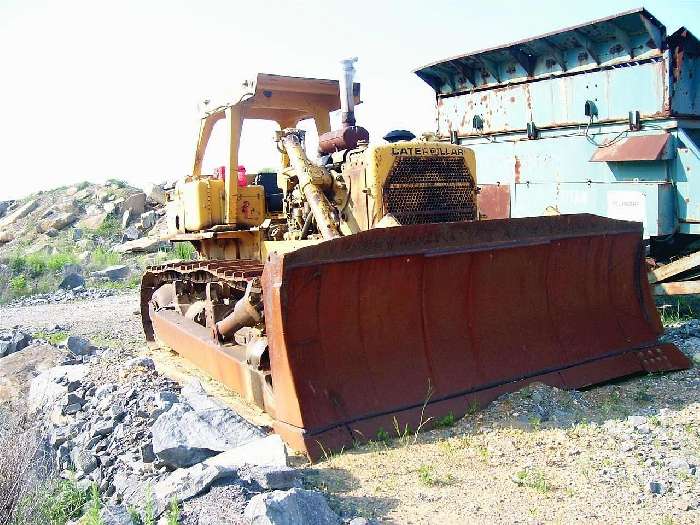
[383,156,477,224]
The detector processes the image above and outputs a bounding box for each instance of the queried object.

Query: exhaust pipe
[318,58,369,155]
[339,57,357,128]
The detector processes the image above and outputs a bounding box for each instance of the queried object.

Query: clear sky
[1,0,698,199]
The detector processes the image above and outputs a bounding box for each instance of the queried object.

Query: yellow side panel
[181,178,225,231]
[236,186,266,227]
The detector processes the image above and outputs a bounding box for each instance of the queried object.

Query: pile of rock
[25,334,352,524]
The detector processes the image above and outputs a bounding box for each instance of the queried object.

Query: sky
[1,0,699,199]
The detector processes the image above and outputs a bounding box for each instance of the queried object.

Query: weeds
[436,412,456,428]
[528,416,542,431]
[82,484,102,525]
[94,215,122,238]
[172,242,197,261]
[466,399,480,416]
[376,428,390,444]
[513,468,551,493]
[417,465,455,487]
[9,275,27,294]
[658,300,694,327]
[166,498,181,525]
[0,412,53,525]
[91,247,121,268]
[33,331,68,345]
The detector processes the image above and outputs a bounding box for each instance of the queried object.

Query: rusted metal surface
[142,217,690,460]
[590,133,671,162]
[318,126,369,155]
[262,215,690,459]
[477,184,511,219]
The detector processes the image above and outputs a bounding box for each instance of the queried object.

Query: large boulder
[112,237,167,254]
[59,273,85,290]
[38,211,77,232]
[0,231,13,244]
[28,364,89,413]
[78,212,108,230]
[153,435,287,514]
[92,264,129,281]
[152,398,265,468]
[144,183,167,206]
[0,200,12,218]
[244,489,341,525]
[0,199,38,228]
[124,192,147,216]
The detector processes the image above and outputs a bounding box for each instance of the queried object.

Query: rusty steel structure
[415,8,700,243]
[142,57,691,460]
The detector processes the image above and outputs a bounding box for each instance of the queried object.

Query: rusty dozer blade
[262,214,690,459]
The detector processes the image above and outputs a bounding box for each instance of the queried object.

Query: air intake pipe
[339,57,357,128]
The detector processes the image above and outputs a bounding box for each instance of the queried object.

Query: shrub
[9,275,27,294]
[8,254,26,273]
[46,252,78,272]
[173,242,197,261]
[94,215,122,239]
[91,247,121,268]
[0,411,55,525]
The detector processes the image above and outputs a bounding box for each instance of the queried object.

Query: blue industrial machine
[415,8,700,251]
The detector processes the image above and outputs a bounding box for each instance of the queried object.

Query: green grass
[166,498,181,525]
[33,331,69,345]
[91,247,121,268]
[15,478,89,525]
[94,215,122,238]
[436,412,456,428]
[93,274,140,290]
[513,468,551,493]
[9,275,27,294]
[82,484,102,525]
[417,465,455,487]
[657,298,695,327]
[172,242,197,261]
[6,251,78,277]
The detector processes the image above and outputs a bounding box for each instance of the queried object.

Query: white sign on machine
[606,190,647,226]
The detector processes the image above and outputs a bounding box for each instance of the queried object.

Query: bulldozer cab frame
[190,74,361,223]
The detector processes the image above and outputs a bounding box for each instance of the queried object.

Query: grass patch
[94,215,122,239]
[82,484,102,525]
[512,468,551,493]
[417,465,455,487]
[435,412,456,428]
[91,247,121,268]
[9,275,27,294]
[172,242,197,261]
[657,298,695,327]
[33,331,69,345]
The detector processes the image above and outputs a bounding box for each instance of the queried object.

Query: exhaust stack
[339,57,357,128]
[318,58,369,155]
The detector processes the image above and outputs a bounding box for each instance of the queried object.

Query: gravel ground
[0,292,143,351]
[2,294,699,524]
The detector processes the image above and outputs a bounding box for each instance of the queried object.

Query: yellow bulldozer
[141,60,690,459]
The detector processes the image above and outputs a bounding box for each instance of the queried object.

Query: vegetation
[33,331,69,345]
[417,465,455,487]
[173,242,197,261]
[94,215,122,239]
[512,468,550,493]
[90,247,121,268]
[436,412,456,428]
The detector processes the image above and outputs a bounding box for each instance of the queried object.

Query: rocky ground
[1,292,699,524]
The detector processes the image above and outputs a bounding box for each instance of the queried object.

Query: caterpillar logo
[391,146,464,156]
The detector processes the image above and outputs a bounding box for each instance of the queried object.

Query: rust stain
[514,156,521,183]
[510,96,515,103]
